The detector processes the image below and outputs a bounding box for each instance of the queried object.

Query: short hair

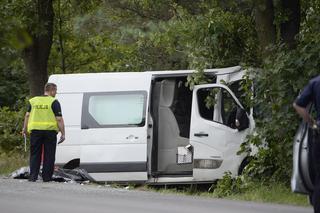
[44,83,57,92]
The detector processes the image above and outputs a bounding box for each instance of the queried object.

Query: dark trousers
[29,130,57,181]
[312,130,320,213]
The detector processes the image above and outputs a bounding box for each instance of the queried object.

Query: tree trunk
[58,0,66,74]
[254,0,276,56]
[280,0,300,48]
[22,0,54,97]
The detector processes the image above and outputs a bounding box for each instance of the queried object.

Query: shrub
[0,104,27,153]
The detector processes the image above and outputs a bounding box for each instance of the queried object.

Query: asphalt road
[0,178,312,213]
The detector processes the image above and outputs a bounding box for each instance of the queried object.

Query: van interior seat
[157,79,191,172]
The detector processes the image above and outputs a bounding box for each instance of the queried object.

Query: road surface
[0,178,312,213]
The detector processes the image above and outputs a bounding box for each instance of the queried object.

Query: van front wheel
[238,157,251,175]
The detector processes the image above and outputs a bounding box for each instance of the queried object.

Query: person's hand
[309,118,318,129]
[312,124,318,129]
[235,119,240,127]
[58,134,65,144]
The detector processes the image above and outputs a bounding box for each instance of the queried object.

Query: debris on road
[10,166,93,183]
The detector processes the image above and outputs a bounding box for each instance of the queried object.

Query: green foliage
[0,0,55,52]
[0,62,28,107]
[211,172,307,205]
[65,1,258,72]
[188,8,258,68]
[0,0,35,105]
[0,103,27,153]
[211,172,247,197]
[212,172,308,205]
[240,0,320,182]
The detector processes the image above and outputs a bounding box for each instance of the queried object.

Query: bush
[211,172,244,197]
[0,104,27,153]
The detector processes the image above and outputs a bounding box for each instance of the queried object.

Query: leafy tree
[0,62,28,107]
[0,1,28,107]
[240,0,320,182]
[72,1,258,72]
[22,0,54,97]
[0,0,54,97]
[254,0,301,56]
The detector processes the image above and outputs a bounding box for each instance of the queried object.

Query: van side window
[197,88,214,121]
[82,91,147,128]
[197,87,238,129]
[229,80,250,113]
[221,88,238,129]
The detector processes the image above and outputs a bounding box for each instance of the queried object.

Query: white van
[49,66,255,183]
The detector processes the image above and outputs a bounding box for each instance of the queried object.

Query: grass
[213,183,310,206]
[141,182,309,207]
[0,152,28,175]
[214,182,309,206]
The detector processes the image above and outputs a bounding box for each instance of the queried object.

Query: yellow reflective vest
[27,96,59,133]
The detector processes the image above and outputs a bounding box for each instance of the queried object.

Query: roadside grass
[0,152,28,175]
[212,182,309,206]
[141,182,309,206]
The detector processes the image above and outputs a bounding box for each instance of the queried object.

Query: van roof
[50,66,242,79]
[147,66,242,78]
[48,66,242,93]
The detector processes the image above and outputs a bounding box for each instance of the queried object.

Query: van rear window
[81,91,147,128]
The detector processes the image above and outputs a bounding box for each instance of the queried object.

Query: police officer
[293,75,320,213]
[22,83,65,182]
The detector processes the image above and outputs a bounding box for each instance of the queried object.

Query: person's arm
[293,103,316,127]
[294,80,316,127]
[22,112,30,135]
[52,100,65,143]
[56,116,65,144]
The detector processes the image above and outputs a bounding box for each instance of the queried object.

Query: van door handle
[194,132,209,137]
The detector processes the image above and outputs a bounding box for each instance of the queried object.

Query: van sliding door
[79,91,148,182]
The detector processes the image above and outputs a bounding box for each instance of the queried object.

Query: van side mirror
[235,107,249,131]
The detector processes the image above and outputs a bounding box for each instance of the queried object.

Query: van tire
[238,157,251,175]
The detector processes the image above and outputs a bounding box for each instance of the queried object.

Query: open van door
[190,84,250,181]
[291,122,313,194]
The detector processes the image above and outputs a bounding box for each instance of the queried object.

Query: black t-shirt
[27,98,62,117]
[295,75,320,121]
